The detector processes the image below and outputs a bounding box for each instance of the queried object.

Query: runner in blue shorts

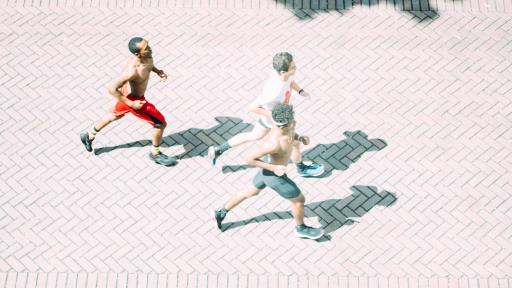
[214,103,324,240]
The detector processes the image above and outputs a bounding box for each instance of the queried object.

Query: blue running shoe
[297,162,324,177]
[294,224,323,240]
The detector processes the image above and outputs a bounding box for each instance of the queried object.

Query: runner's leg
[225,186,262,210]
[208,123,270,165]
[289,193,305,225]
[88,113,120,141]
[215,185,262,229]
[227,124,270,148]
[151,122,166,155]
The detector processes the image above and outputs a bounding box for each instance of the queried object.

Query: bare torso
[124,57,154,97]
[265,128,295,167]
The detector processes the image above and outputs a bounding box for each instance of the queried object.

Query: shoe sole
[207,146,217,166]
[150,155,178,166]
[80,132,92,152]
[294,230,324,240]
[156,161,177,167]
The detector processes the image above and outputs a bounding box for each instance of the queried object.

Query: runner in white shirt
[208,52,324,177]
[255,70,295,128]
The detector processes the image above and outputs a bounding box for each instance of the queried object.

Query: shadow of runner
[222,130,387,177]
[94,117,253,159]
[302,130,387,178]
[222,185,397,242]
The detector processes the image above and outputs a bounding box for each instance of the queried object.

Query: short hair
[128,37,144,54]
[272,52,293,73]
[272,103,295,127]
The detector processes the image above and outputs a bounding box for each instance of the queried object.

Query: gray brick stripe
[1,272,511,288]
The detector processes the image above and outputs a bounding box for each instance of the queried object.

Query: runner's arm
[107,72,135,106]
[248,94,272,117]
[248,102,272,117]
[246,142,280,172]
[294,133,310,145]
[291,81,309,97]
[152,66,167,79]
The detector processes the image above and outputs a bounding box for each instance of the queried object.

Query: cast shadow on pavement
[221,185,397,242]
[222,130,387,178]
[275,0,439,22]
[94,116,253,159]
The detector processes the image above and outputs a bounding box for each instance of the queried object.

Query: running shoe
[149,152,178,166]
[214,208,228,230]
[297,162,324,177]
[80,131,93,152]
[207,146,221,166]
[295,224,323,240]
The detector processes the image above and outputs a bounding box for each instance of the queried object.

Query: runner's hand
[158,71,168,81]
[300,136,310,145]
[273,165,287,176]
[131,100,146,110]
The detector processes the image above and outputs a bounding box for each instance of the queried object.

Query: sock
[89,126,100,140]
[152,145,161,155]
[216,142,231,155]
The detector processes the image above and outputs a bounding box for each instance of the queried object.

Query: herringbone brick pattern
[0,1,511,288]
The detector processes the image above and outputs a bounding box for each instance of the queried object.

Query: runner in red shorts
[80,37,177,166]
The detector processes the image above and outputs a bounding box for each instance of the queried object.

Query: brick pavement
[0,0,511,287]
